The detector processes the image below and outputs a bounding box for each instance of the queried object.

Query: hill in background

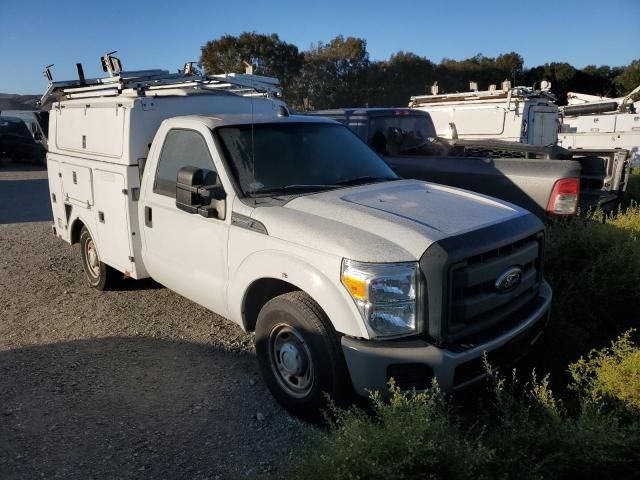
[0,93,41,111]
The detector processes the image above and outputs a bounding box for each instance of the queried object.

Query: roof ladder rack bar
[40,68,281,105]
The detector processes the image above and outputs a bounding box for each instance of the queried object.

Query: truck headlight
[341,259,421,338]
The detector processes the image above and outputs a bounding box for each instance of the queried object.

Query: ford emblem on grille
[495,266,523,292]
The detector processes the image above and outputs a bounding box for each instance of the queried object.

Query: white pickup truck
[45,64,551,418]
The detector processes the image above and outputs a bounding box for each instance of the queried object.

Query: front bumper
[341,281,552,397]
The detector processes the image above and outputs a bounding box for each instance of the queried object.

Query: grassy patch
[289,383,491,480]
[536,203,640,372]
[290,340,640,479]
[625,170,640,203]
[570,331,640,413]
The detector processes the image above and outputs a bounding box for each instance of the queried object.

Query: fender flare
[69,211,97,245]
[228,250,368,339]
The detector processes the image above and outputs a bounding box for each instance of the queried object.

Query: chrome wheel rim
[85,238,100,278]
[268,324,313,398]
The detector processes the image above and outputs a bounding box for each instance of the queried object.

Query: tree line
[200,32,640,110]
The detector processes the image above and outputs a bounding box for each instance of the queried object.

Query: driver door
[141,127,230,317]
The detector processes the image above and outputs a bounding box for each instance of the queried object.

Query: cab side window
[154,129,215,198]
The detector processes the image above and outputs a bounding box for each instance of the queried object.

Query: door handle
[145,206,153,227]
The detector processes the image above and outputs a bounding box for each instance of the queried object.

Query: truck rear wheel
[255,291,352,420]
[79,226,117,290]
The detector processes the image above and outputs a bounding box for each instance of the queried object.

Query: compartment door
[530,107,558,146]
[432,106,507,136]
[46,159,67,231]
[59,163,93,205]
[55,104,125,159]
[93,169,133,273]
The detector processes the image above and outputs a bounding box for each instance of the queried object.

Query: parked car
[0,110,49,150]
[45,64,551,418]
[0,115,46,165]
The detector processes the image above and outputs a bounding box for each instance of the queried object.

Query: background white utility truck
[408,82,632,211]
[558,85,640,166]
[45,56,551,418]
[409,81,559,146]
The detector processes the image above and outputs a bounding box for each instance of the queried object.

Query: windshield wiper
[333,176,398,186]
[248,177,398,196]
[248,184,339,196]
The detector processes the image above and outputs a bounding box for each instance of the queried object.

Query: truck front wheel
[79,226,117,290]
[255,291,352,420]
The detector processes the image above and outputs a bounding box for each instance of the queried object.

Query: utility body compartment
[48,84,284,280]
[49,95,282,165]
[48,153,142,277]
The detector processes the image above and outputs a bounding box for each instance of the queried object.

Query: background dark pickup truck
[307,108,630,219]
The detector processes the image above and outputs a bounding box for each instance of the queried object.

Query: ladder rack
[409,86,556,107]
[39,69,281,105]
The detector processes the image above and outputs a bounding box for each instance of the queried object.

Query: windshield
[369,115,436,155]
[216,122,398,196]
[0,117,32,139]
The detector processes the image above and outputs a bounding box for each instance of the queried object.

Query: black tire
[79,226,118,290]
[255,291,353,420]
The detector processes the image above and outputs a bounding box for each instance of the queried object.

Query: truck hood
[251,179,530,262]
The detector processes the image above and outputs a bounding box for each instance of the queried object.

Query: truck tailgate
[569,149,631,212]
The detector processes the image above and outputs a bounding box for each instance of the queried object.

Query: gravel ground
[0,163,308,479]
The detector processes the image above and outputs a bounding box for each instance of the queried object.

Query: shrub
[483,368,639,480]
[288,382,493,480]
[570,330,640,413]
[537,203,640,371]
[625,170,640,204]
[289,342,640,480]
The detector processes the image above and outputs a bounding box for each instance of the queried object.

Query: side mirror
[176,166,226,219]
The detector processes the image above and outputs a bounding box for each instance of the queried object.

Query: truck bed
[385,154,582,219]
[438,139,631,213]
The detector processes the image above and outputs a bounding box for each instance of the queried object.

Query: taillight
[547,178,579,216]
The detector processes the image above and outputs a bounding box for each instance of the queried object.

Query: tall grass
[625,169,640,204]
[537,201,640,373]
[290,335,640,479]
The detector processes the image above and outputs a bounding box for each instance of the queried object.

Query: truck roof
[409,86,556,107]
[165,113,340,129]
[41,68,281,105]
[308,108,426,117]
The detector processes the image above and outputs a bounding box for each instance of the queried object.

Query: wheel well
[243,278,299,332]
[70,219,85,244]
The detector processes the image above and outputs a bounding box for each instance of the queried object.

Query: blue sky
[0,0,638,94]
